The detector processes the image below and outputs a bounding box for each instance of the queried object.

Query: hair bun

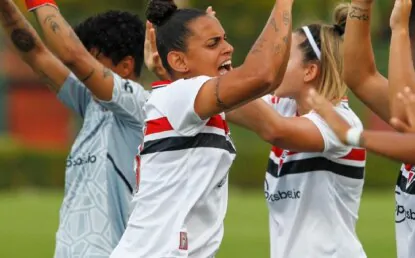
[146,0,178,27]
[333,3,349,36]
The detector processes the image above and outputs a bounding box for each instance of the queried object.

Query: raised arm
[388,0,414,121]
[0,0,69,93]
[195,0,293,119]
[344,0,390,122]
[25,1,114,101]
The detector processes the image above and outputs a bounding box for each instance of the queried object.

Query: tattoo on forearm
[81,69,95,82]
[270,18,279,32]
[103,67,112,78]
[274,43,281,54]
[349,6,369,21]
[43,15,60,33]
[0,1,19,27]
[283,36,288,45]
[283,11,290,26]
[215,77,229,109]
[250,38,267,55]
[39,70,59,92]
[11,29,36,52]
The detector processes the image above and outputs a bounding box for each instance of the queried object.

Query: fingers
[390,117,412,133]
[206,6,216,16]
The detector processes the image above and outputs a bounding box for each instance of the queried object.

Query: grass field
[0,189,396,258]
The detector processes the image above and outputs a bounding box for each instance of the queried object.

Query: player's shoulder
[332,99,363,128]
[263,95,296,116]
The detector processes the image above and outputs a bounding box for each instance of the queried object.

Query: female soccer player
[145,4,367,257]
[311,1,415,257]
[0,1,148,257]
[110,0,294,257]
[253,4,366,257]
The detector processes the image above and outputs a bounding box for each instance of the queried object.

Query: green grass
[0,190,396,258]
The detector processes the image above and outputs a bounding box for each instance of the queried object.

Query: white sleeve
[57,73,91,118]
[97,73,149,127]
[157,76,212,136]
[303,110,352,158]
[261,94,273,105]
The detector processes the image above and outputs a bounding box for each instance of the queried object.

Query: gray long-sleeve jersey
[53,72,148,258]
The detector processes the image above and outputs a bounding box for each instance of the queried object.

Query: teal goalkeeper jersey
[54,72,148,258]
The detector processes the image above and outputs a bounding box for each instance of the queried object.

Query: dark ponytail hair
[146,0,205,74]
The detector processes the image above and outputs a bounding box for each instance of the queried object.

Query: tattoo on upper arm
[11,29,36,52]
[349,6,369,21]
[81,69,95,82]
[215,77,229,109]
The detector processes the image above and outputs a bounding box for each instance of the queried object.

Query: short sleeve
[97,73,149,127]
[156,76,212,136]
[57,73,91,118]
[261,94,273,105]
[303,110,353,158]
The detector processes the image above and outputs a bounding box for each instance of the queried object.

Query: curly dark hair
[74,10,145,77]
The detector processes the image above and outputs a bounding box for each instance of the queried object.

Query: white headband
[302,26,321,60]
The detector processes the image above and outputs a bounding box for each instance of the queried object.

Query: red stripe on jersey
[340,148,366,161]
[145,117,173,135]
[405,164,413,171]
[271,146,297,157]
[151,80,172,88]
[145,115,229,136]
[206,115,230,133]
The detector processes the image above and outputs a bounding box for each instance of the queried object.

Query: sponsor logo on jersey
[66,154,97,168]
[264,179,301,202]
[395,202,415,223]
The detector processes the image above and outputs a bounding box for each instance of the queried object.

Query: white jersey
[263,96,367,258]
[395,164,415,258]
[111,76,236,258]
[55,72,148,258]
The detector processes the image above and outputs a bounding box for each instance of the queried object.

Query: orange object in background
[7,82,71,150]
[2,46,71,150]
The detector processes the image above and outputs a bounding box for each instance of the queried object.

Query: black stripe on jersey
[267,157,364,179]
[140,133,236,155]
[396,171,415,195]
[107,154,133,194]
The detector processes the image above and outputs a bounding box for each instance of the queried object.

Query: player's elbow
[261,122,283,146]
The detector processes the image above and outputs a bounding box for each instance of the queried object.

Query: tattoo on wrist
[81,69,95,82]
[215,77,229,109]
[11,28,36,52]
[349,6,369,21]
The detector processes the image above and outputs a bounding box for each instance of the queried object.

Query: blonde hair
[296,3,349,104]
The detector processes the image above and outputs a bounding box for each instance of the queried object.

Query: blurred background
[0,0,407,257]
